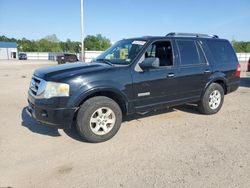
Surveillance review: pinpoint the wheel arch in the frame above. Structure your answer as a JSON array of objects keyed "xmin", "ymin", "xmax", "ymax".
[
  {"xmin": 213, "ymin": 79, "xmax": 227, "ymax": 94},
  {"xmin": 203, "ymin": 77, "xmax": 228, "ymax": 96},
  {"xmin": 74, "ymin": 88, "xmax": 129, "ymax": 115}
]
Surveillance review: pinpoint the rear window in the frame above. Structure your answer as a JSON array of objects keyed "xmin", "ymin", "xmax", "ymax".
[
  {"xmin": 206, "ymin": 40, "xmax": 237, "ymax": 64},
  {"xmin": 177, "ymin": 40, "xmax": 200, "ymax": 65}
]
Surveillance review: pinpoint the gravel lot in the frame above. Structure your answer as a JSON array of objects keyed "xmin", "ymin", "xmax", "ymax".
[{"xmin": 0, "ymin": 60, "xmax": 250, "ymax": 188}]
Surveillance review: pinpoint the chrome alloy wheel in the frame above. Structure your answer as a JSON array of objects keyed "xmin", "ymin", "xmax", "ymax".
[
  {"xmin": 90, "ymin": 107, "xmax": 116, "ymax": 135},
  {"xmin": 208, "ymin": 90, "xmax": 221, "ymax": 110}
]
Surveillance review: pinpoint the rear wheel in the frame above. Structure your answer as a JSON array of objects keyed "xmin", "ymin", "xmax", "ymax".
[
  {"xmin": 76, "ymin": 96, "xmax": 122, "ymax": 143},
  {"xmin": 198, "ymin": 83, "xmax": 224, "ymax": 115}
]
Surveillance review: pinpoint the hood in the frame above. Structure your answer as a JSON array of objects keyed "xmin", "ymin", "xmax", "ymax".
[{"xmin": 34, "ymin": 62, "xmax": 112, "ymax": 81}]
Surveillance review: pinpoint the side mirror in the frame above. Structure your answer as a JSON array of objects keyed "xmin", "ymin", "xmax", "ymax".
[{"xmin": 139, "ymin": 57, "xmax": 160, "ymax": 70}]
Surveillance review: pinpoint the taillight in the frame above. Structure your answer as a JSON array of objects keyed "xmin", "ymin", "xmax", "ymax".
[
  {"xmin": 248, "ymin": 59, "xmax": 250, "ymax": 70},
  {"xmin": 235, "ymin": 64, "xmax": 241, "ymax": 77}
]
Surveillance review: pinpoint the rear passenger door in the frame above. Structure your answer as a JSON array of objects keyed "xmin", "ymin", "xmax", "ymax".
[{"xmin": 175, "ymin": 39, "xmax": 211, "ymax": 99}]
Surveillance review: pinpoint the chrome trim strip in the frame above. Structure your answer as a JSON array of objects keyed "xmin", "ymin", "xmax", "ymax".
[
  {"xmin": 25, "ymin": 107, "xmax": 32, "ymax": 117},
  {"xmin": 30, "ymin": 86, "xmax": 37, "ymax": 93},
  {"xmin": 138, "ymin": 92, "xmax": 150, "ymax": 97}
]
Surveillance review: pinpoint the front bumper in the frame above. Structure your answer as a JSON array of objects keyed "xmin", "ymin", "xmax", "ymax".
[{"xmin": 27, "ymin": 91, "xmax": 76, "ymax": 129}]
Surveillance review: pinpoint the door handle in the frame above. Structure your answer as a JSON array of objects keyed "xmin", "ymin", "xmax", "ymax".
[
  {"xmin": 167, "ymin": 73, "xmax": 175, "ymax": 78},
  {"xmin": 204, "ymin": 70, "xmax": 211, "ymax": 74}
]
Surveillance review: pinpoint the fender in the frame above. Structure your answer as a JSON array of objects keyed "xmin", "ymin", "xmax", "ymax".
[
  {"xmin": 67, "ymin": 80, "xmax": 130, "ymax": 111},
  {"xmin": 202, "ymin": 72, "xmax": 228, "ymax": 96}
]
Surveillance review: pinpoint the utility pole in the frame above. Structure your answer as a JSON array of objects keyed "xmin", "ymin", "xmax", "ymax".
[{"xmin": 80, "ymin": 0, "xmax": 85, "ymax": 61}]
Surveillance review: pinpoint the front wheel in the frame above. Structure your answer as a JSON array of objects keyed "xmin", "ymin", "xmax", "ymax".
[
  {"xmin": 76, "ymin": 96, "xmax": 122, "ymax": 143},
  {"xmin": 198, "ymin": 83, "xmax": 224, "ymax": 115}
]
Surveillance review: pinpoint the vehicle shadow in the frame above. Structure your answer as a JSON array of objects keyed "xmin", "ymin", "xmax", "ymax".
[
  {"xmin": 123, "ymin": 103, "xmax": 201, "ymax": 122},
  {"xmin": 240, "ymin": 77, "xmax": 250, "ymax": 88},
  {"xmin": 174, "ymin": 103, "xmax": 201, "ymax": 115},
  {"xmin": 63, "ymin": 123, "xmax": 88, "ymax": 142},
  {"xmin": 123, "ymin": 108, "xmax": 175, "ymax": 122},
  {"xmin": 21, "ymin": 103, "xmax": 201, "ymax": 142},
  {"xmin": 21, "ymin": 107, "xmax": 87, "ymax": 142},
  {"xmin": 21, "ymin": 107, "xmax": 61, "ymax": 137}
]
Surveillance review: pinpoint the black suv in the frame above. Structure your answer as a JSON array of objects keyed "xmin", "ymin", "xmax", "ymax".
[
  {"xmin": 27, "ymin": 33, "xmax": 240, "ymax": 143},
  {"xmin": 57, "ymin": 54, "xmax": 78, "ymax": 64}
]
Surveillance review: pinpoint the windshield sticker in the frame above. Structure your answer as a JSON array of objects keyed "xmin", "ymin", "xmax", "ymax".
[{"xmin": 132, "ymin": 41, "xmax": 146, "ymax": 46}]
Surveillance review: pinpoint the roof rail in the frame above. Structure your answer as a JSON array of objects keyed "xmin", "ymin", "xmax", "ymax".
[{"xmin": 166, "ymin": 32, "xmax": 219, "ymax": 39}]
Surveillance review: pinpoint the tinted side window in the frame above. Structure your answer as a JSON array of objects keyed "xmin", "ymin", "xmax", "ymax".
[
  {"xmin": 206, "ymin": 40, "xmax": 237, "ymax": 64},
  {"xmin": 144, "ymin": 41, "xmax": 173, "ymax": 67},
  {"xmin": 177, "ymin": 40, "xmax": 200, "ymax": 65}
]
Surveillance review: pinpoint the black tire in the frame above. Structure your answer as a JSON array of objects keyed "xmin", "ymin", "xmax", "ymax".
[
  {"xmin": 76, "ymin": 96, "xmax": 122, "ymax": 143},
  {"xmin": 198, "ymin": 83, "xmax": 224, "ymax": 115}
]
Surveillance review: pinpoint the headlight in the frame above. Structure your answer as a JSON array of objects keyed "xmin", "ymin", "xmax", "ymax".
[{"xmin": 43, "ymin": 82, "xmax": 70, "ymax": 99}]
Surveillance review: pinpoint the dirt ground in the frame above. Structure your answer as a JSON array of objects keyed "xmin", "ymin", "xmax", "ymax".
[{"xmin": 0, "ymin": 60, "xmax": 249, "ymax": 188}]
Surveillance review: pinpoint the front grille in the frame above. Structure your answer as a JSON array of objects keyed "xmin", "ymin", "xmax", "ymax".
[
  {"xmin": 29, "ymin": 76, "xmax": 46, "ymax": 97},
  {"xmin": 30, "ymin": 77, "xmax": 40, "ymax": 95}
]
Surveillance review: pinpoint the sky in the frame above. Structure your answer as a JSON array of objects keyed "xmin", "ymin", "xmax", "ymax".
[{"xmin": 0, "ymin": 0, "xmax": 249, "ymax": 42}]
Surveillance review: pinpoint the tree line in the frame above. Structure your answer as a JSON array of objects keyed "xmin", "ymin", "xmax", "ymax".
[
  {"xmin": 1, "ymin": 34, "xmax": 250, "ymax": 53},
  {"xmin": 232, "ymin": 41, "xmax": 250, "ymax": 53},
  {"xmin": 0, "ymin": 34, "xmax": 111, "ymax": 53}
]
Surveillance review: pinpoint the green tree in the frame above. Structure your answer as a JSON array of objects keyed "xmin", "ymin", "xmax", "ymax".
[
  {"xmin": 36, "ymin": 34, "xmax": 61, "ymax": 52},
  {"xmin": 232, "ymin": 41, "xmax": 250, "ymax": 53},
  {"xmin": 246, "ymin": 43, "xmax": 250, "ymax": 52},
  {"xmin": 18, "ymin": 38, "xmax": 37, "ymax": 52},
  {"xmin": 0, "ymin": 35, "xmax": 17, "ymax": 42},
  {"xmin": 0, "ymin": 34, "xmax": 111, "ymax": 52},
  {"xmin": 44, "ymin": 34, "xmax": 60, "ymax": 43},
  {"xmin": 84, "ymin": 34, "xmax": 111, "ymax": 51},
  {"xmin": 59, "ymin": 39, "xmax": 80, "ymax": 53}
]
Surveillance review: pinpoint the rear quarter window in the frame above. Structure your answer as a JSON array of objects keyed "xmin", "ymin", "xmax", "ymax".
[{"xmin": 206, "ymin": 40, "xmax": 237, "ymax": 64}]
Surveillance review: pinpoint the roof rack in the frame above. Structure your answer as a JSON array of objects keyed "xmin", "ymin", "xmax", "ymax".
[{"xmin": 166, "ymin": 32, "xmax": 219, "ymax": 39}]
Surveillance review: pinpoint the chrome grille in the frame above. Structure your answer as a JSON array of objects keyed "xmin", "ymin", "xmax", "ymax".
[
  {"xmin": 29, "ymin": 76, "xmax": 47, "ymax": 97},
  {"xmin": 30, "ymin": 77, "xmax": 40, "ymax": 95}
]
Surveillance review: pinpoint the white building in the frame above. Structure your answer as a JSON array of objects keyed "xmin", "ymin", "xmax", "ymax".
[{"xmin": 0, "ymin": 42, "xmax": 18, "ymax": 60}]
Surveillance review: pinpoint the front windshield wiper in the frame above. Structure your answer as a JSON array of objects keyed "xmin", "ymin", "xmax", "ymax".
[{"xmin": 95, "ymin": 59, "xmax": 113, "ymax": 66}]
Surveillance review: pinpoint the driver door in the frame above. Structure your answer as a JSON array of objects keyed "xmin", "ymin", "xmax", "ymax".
[{"xmin": 132, "ymin": 40, "xmax": 179, "ymax": 112}]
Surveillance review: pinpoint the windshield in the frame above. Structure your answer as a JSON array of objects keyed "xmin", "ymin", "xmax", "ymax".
[{"xmin": 95, "ymin": 39, "xmax": 147, "ymax": 65}]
